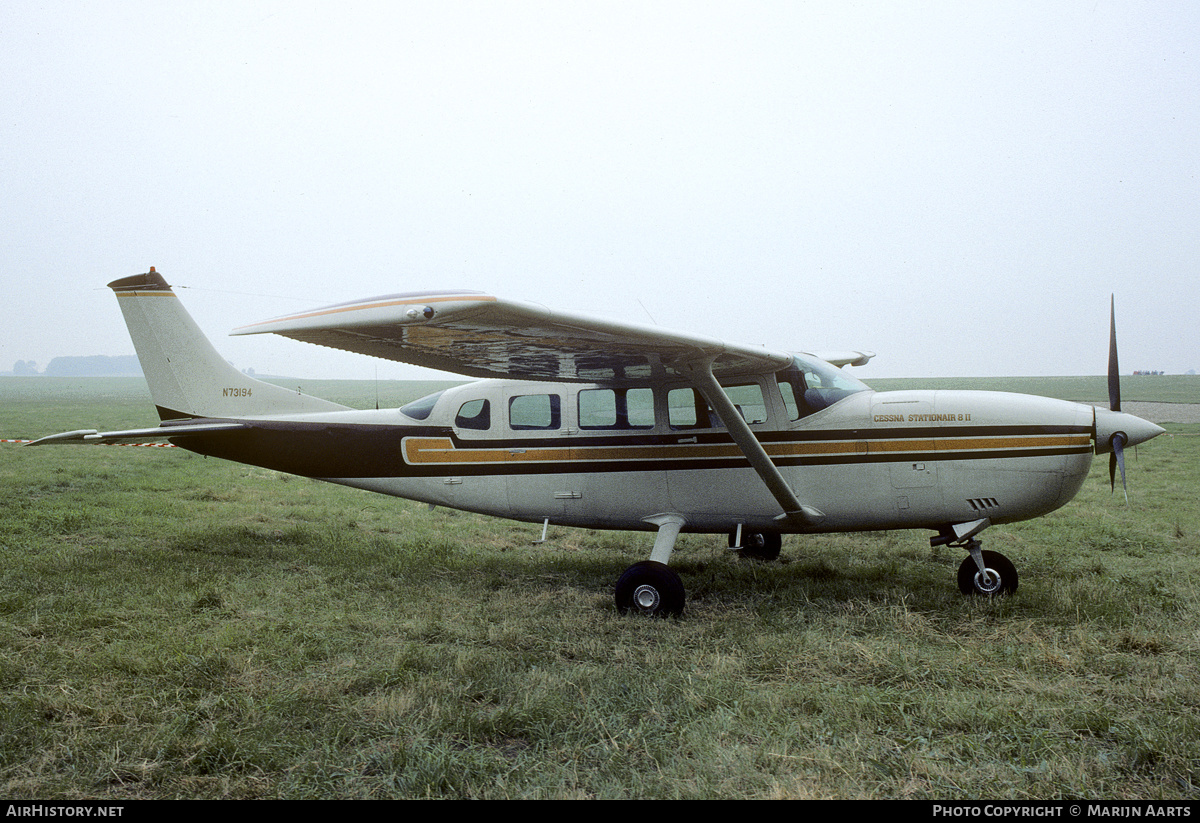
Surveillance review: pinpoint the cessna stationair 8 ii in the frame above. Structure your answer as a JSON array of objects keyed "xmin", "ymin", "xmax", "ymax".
[{"xmin": 33, "ymin": 269, "xmax": 1164, "ymax": 616}]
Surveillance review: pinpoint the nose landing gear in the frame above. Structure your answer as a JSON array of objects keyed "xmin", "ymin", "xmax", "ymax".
[
  {"xmin": 956, "ymin": 546, "xmax": 1018, "ymax": 596},
  {"xmin": 933, "ymin": 519, "xmax": 1018, "ymax": 597}
]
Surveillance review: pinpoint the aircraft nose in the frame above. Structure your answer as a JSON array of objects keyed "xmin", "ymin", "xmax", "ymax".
[{"xmin": 1094, "ymin": 407, "xmax": 1166, "ymax": 453}]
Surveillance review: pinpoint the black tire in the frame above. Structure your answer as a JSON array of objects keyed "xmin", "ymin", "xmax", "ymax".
[
  {"xmin": 957, "ymin": 550, "xmax": 1018, "ymax": 596},
  {"xmin": 615, "ymin": 561, "xmax": 685, "ymax": 617},
  {"xmin": 728, "ymin": 529, "xmax": 782, "ymax": 561}
]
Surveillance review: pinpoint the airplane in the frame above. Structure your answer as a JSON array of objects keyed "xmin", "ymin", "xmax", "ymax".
[{"xmin": 31, "ymin": 269, "xmax": 1165, "ymax": 617}]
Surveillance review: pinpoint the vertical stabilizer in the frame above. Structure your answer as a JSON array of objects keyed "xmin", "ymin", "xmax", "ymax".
[{"xmin": 108, "ymin": 269, "xmax": 348, "ymax": 420}]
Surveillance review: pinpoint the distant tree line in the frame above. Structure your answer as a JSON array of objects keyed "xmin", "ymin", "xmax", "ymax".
[{"xmin": 6, "ymin": 356, "xmax": 142, "ymax": 376}]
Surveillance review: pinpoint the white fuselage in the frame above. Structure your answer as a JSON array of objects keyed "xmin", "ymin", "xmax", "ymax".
[{"xmin": 178, "ymin": 376, "xmax": 1099, "ymax": 537}]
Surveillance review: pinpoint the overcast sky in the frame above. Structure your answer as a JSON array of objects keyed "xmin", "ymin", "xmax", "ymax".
[{"xmin": 3, "ymin": 1, "xmax": 1197, "ymax": 381}]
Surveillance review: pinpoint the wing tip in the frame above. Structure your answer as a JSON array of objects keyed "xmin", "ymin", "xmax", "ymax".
[
  {"xmin": 108, "ymin": 268, "xmax": 172, "ymax": 292},
  {"xmin": 231, "ymin": 290, "xmax": 496, "ymax": 336}
]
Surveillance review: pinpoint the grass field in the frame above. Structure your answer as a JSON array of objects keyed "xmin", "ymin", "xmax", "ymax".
[{"xmin": 1, "ymin": 376, "xmax": 1198, "ymax": 799}]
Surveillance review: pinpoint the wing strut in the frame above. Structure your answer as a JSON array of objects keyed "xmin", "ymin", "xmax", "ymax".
[{"xmin": 676, "ymin": 359, "xmax": 823, "ymax": 528}]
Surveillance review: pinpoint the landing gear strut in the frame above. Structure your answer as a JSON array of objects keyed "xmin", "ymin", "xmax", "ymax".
[{"xmin": 933, "ymin": 519, "xmax": 1018, "ymax": 597}]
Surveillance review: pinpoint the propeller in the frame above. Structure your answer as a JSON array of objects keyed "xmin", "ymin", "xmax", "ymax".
[
  {"xmin": 1107, "ymin": 295, "xmax": 1129, "ymax": 501},
  {"xmin": 1108, "ymin": 295, "xmax": 1121, "ymax": 414},
  {"xmin": 1109, "ymin": 430, "xmax": 1128, "ymax": 501},
  {"xmin": 1094, "ymin": 297, "xmax": 1164, "ymax": 499}
]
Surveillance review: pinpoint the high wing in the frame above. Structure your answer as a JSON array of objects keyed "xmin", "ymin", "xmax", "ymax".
[
  {"xmin": 809, "ymin": 349, "xmax": 876, "ymax": 368},
  {"xmin": 232, "ymin": 290, "xmax": 864, "ymax": 384},
  {"xmin": 234, "ymin": 289, "xmax": 873, "ymax": 528}
]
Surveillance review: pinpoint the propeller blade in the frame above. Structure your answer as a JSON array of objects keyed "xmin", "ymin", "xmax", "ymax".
[
  {"xmin": 1109, "ymin": 431, "xmax": 1129, "ymax": 503},
  {"xmin": 1108, "ymin": 295, "xmax": 1121, "ymax": 412}
]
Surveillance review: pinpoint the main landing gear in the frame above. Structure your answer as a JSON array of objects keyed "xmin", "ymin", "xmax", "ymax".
[
  {"xmin": 614, "ymin": 516, "xmax": 1021, "ymax": 616},
  {"xmin": 614, "ymin": 518, "xmax": 787, "ymax": 617},
  {"xmin": 614, "ymin": 515, "xmax": 688, "ymax": 617},
  {"xmin": 932, "ymin": 519, "xmax": 1018, "ymax": 597},
  {"xmin": 727, "ymin": 526, "xmax": 782, "ymax": 561},
  {"xmin": 614, "ymin": 561, "xmax": 685, "ymax": 617}
]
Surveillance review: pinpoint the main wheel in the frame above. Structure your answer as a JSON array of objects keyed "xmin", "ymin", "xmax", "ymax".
[
  {"xmin": 957, "ymin": 550, "xmax": 1018, "ymax": 596},
  {"xmin": 615, "ymin": 561, "xmax": 685, "ymax": 617},
  {"xmin": 728, "ymin": 529, "xmax": 782, "ymax": 561}
]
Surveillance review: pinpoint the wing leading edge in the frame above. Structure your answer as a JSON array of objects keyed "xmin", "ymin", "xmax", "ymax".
[
  {"xmin": 232, "ymin": 291, "xmax": 800, "ymax": 384},
  {"xmin": 233, "ymin": 290, "xmax": 871, "ymax": 383}
]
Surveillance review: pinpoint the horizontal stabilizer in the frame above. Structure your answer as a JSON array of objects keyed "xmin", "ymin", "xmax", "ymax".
[{"xmin": 27, "ymin": 421, "xmax": 247, "ymax": 446}]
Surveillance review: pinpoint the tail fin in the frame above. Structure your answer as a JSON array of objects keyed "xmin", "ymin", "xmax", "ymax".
[{"xmin": 108, "ymin": 269, "xmax": 349, "ymax": 420}]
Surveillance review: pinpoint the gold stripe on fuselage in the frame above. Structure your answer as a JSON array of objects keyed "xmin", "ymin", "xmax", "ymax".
[
  {"xmin": 854, "ymin": 434, "xmax": 1091, "ymax": 456},
  {"xmin": 401, "ymin": 432, "xmax": 1092, "ymax": 468}
]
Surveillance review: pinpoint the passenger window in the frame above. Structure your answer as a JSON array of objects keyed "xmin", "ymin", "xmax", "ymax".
[
  {"xmin": 578, "ymin": 389, "xmax": 617, "ymax": 428},
  {"xmin": 625, "ymin": 388, "xmax": 655, "ymax": 428},
  {"xmin": 722, "ymin": 384, "xmax": 767, "ymax": 424},
  {"xmin": 668, "ymin": 388, "xmax": 708, "ymax": 429},
  {"xmin": 669, "ymin": 384, "xmax": 767, "ymax": 429},
  {"xmin": 509, "ymin": 394, "xmax": 561, "ymax": 430},
  {"xmin": 455, "ymin": 399, "xmax": 491, "ymax": 430},
  {"xmin": 579, "ymin": 388, "xmax": 656, "ymax": 429}
]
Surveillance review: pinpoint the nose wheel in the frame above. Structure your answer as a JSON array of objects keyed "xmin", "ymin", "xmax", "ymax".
[
  {"xmin": 956, "ymin": 547, "xmax": 1018, "ymax": 596},
  {"xmin": 934, "ymin": 521, "xmax": 1018, "ymax": 597}
]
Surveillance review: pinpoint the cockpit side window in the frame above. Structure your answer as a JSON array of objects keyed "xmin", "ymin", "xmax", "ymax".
[{"xmin": 778, "ymin": 379, "xmax": 802, "ymax": 421}]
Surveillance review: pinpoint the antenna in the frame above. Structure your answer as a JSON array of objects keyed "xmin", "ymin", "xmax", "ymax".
[{"xmin": 636, "ymin": 298, "xmax": 658, "ymax": 326}]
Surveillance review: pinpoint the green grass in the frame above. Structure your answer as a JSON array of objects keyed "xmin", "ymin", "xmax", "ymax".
[{"xmin": 1, "ymin": 377, "xmax": 1198, "ymax": 798}]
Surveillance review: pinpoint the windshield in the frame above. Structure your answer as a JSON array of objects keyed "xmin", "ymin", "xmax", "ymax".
[
  {"xmin": 778, "ymin": 354, "xmax": 870, "ymax": 418},
  {"xmin": 399, "ymin": 390, "xmax": 445, "ymax": 421}
]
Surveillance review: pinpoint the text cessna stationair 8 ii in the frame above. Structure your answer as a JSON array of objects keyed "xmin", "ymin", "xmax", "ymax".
[{"xmin": 33, "ymin": 269, "xmax": 1164, "ymax": 616}]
